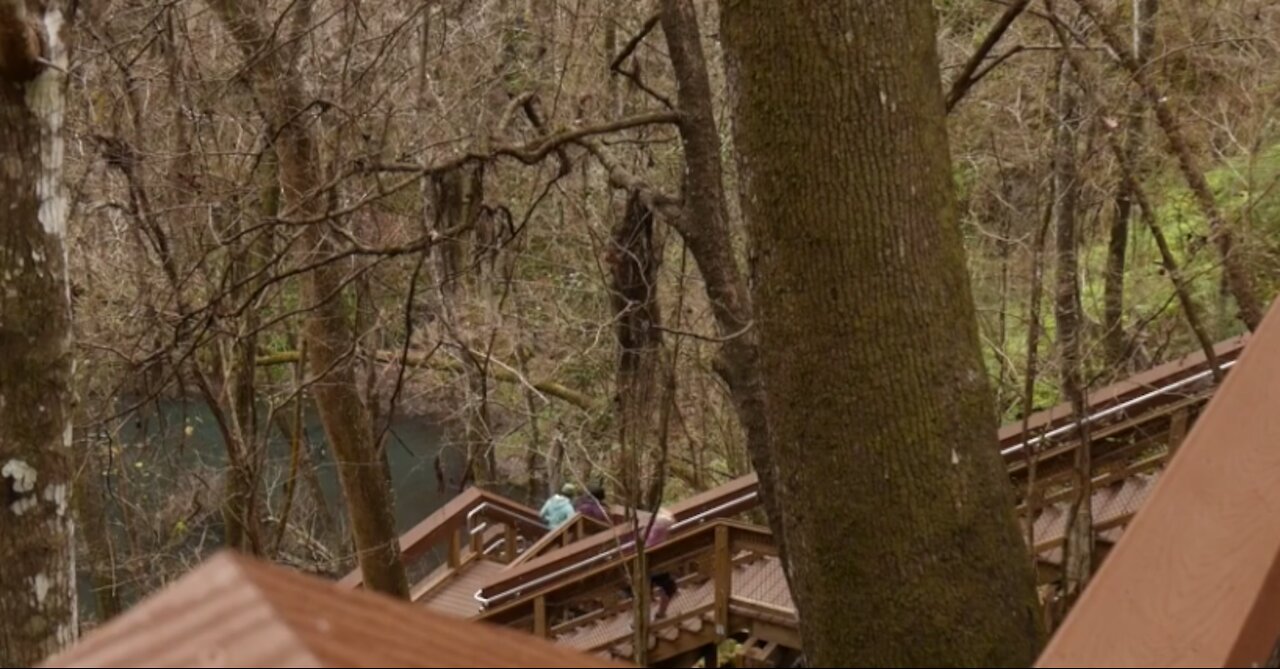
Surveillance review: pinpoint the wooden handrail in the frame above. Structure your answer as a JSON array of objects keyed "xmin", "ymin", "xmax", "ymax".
[
  {"xmin": 729, "ymin": 596, "xmax": 798, "ymax": 624},
  {"xmin": 669, "ymin": 473, "xmax": 759, "ymax": 521},
  {"xmin": 509, "ymin": 514, "xmax": 611, "ymax": 568},
  {"xmin": 999, "ymin": 335, "xmax": 1247, "ymax": 458},
  {"xmin": 474, "ymin": 479, "xmax": 765, "ymax": 605},
  {"xmin": 338, "ymin": 487, "xmax": 545, "ymax": 589},
  {"xmin": 1009, "ymin": 390, "xmax": 1211, "ymax": 485},
  {"xmin": 475, "ymin": 520, "xmax": 777, "ymax": 627}
]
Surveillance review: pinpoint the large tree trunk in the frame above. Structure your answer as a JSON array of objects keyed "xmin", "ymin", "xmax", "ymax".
[
  {"xmin": 720, "ymin": 1, "xmax": 1042, "ymax": 665},
  {"xmin": 609, "ymin": 192, "xmax": 664, "ymax": 507},
  {"xmin": 1102, "ymin": 0, "xmax": 1159, "ymax": 365},
  {"xmin": 0, "ymin": 1, "xmax": 78, "ymax": 663},
  {"xmin": 656, "ymin": 0, "xmax": 788, "ymax": 560},
  {"xmin": 211, "ymin": 0, "xmax": 408, "ymax": 598}
]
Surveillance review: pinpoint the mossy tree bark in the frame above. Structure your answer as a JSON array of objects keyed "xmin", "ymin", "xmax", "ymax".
[
  {"xmin": 720, "ymin": 1, "xmax": 1042, "ymax": 665},
  {"xmin": 657, "ymin": 0, "xmax": 789, "ymax": 560},
  {"xmin": 0, "ymin": 0, "xmax": 77, "ymax": 664}
]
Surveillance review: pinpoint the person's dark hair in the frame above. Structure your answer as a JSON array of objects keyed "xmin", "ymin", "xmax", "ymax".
[{"xmin": 588, "ymin": 484, "xmax": 606, "ymax": 503}]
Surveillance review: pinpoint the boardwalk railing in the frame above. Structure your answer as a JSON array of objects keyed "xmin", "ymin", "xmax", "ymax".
[
  {"xmin": 338, "ymin": 487, "xmax": 547, "ymax": 591},
  {"xmin": 1002, "ymin": 334, "xmax": 1247, "ymax": 485},
  {"xmin": 474, "ymin": 518, "xmax": 794, "ymax": 663},
  {"xmin": 473, "ymin": 476, "xmax": 762, "ymax": 609}
]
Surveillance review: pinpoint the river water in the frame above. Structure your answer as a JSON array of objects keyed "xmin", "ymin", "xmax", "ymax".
[
  {"xmin": 115, "ymin": 399, "xmax": 468, "ymax": 534},
  {"xmin": 77, "ymin": 396, "xmax": 536, "ymax": 623}
]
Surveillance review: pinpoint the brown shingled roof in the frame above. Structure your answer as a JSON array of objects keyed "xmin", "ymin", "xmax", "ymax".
[{"xmin": 43, "ymin": 552, "xmax": 628, "ymax": 668}]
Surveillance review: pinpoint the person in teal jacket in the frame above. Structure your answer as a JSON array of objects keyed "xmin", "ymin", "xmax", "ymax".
[{"xmin": 539, "ymin": 483, "xmax": 578, "ymax": 528}]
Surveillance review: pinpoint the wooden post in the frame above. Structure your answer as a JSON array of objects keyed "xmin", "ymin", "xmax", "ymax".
[
  {"xmin": 505, "ymin": 523, "xmax": 518, "ymax": 562},
  {"xmin": 714, "ymin": 524, "xmax": 730, "ymax": 636},
  {"xmin": 448, "ymin": 529, "xmax": 461, "ymax": 568},
  {"xmin": 1167, "ymin": 407, "xmax": 1190, "ymax": 454},
  {"xmin": 701, "ymin": 641, "xmax": 719, "ymax": 669},
  {"xmin": 534, "ymin": 595, "xmax": 547, "ymax": 638}
]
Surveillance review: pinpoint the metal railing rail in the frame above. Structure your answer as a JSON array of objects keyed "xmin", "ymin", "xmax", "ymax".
[
  {"xmin": 466, "ymin": 501, "xmax": 545, "ymax": 543},
  {"xmin": 1001, "ymin": 359, "xmax": 1235, "ymax": 457}
]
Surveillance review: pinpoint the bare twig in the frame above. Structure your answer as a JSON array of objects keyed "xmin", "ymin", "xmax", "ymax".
[{"xmin": 946, "ymin": 0, "xmax": 1032, "ymax": 113}]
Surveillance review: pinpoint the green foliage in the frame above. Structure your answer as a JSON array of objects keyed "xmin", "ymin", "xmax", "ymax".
[{"xmin": 975, "ymin": 143, "xmax": 1280, "ymax": 420}]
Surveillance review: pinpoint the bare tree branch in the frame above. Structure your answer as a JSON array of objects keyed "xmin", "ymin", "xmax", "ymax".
[{"xmin": 946, "ymin": 0, "xmax": 1031, "ymax": 113}]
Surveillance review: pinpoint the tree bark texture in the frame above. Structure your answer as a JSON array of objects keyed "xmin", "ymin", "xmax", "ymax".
[
  {"xmin": 1049, "ymin": 52, "xmax": 1095, "ymax": 606},
  {"xmin": 1075, "ymin": 0, "xmax": 1263, "ymax": 331},
  {"xmin": 656, "ymin": 0, "xmax": 788, "ymax": 561},
  {"xmin": 1102, "ymin": 0, "xmax": 1159, "ymax": 365},
  {"xmin": 211, "ymin": 0, "xmax": 409, "ymax": 598},
  {"xmin": 720, "ymin": 2, "xmax": 1042, "ymax": 665},
  {"xmin": 0, "ymin": 1, "xmax": 78, "ymax": 664},
  {"xmin": 1020, "ymin": 201, "xmax": 1053, "ymax": 551},
  {"xmin": 609, "ymin": 192, "xmax": 664, "ymax": 504}
]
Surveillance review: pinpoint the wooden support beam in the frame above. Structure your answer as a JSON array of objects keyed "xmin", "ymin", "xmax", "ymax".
[
  {"xmin": 1037, "ymin": 300, "xmax": 1280, "ymax": 667},
  {"xmin": 741, "ymin": 636, "xmax": 761, "ymax": 668},
  {"xmin": 448, "ymin": 530, "xmax": 462, "ymax": 568},
  {"xmin": 714, "ymin": 524, "xmax": 730, "ymax": 636},
  {"xmin": 534, "ymin": 595, "xmax": 547, "ymax": 638},
  {"xmin": 734, "ymin": 616, "xmax": 802, "ymax": 652},
  {"xmin": 1167, "ymin": 406, "xmax": 1189, "ymax": 454},
  {"xmin": 701, "ymin": 642, "xmax": 719, "ymax": 669},
  {"xmin": 505, "ymin": 524, "xmax": 518, "ymax": 563}
]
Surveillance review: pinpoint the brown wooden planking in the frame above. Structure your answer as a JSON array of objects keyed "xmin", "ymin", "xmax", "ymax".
[
  {"xmin": 477, "ymin": 522, "xmax": 774, "ymax": 626},
  {"xmin": 1031, "ymin": 473, "xmax": 1159, "ymax": 561},
  {"xmin": 669, "ymin": 473, "xmax": 759, "ymax": 520},
  {"xmin": 373, "ymin": 332, "xmax": 1241, "ymax": 632},
  {"xmin": 551, "ymin": 552, "xmax": 795, "ymax": 663},
  {"xmin": 1036, "ymin": 300, "xmax": 1280, "ymax": 667},
  {"xmin": 420, "ymin": 560, "xmax": 506, "ymax": 619},
  {"xmin": 44, "ymin": 552, "xmax": 628, "ymax": 668}
]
